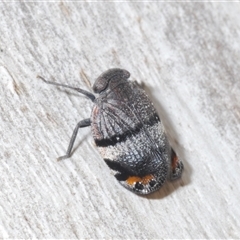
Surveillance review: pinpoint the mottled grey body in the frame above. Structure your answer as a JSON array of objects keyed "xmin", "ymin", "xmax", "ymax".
[
  {"xmin": 90, "ymin": 69, "xmax": 178, "ymax": 194},
  {"xmin": 39, "ymin": 68, "xmax": 183, "ymax": 195}
]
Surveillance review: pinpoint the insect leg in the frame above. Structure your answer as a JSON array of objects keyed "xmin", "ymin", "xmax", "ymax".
[
  {"xmin": 57, "ymin": 118, "xmax": 91, "ymax": 161},
  {"xmin": 37, "ymin": 76, "xmax": 95, "ymax": 102}
]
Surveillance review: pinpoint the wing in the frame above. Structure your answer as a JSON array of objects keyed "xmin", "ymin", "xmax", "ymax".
[
  {"xmin": 91, "ymin": 81, "xmax": 169, "ymax": 175},
  {"xmin": 92, "ymin": 81, "xmax": 158, "ymax": 141}
]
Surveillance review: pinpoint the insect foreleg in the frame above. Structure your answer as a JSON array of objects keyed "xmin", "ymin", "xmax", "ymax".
[{"xmin": 37, "ymin": 76, "xmax": 95, "ymax": 102}]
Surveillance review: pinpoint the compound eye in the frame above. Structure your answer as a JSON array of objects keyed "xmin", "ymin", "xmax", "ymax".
[{"xmin": 93, "ymin": 68, "xmax": 130, "ymax": 93}]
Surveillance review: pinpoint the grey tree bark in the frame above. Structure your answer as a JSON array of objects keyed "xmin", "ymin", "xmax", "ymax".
[{"xmin": 0, "ymin": 2, "xmax": 239, "ymax": 238}]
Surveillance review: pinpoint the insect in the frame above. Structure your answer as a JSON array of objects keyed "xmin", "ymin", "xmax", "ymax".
[{"xmin": 38, "ymin": 68, "xmax": 183, "ymax": 195}]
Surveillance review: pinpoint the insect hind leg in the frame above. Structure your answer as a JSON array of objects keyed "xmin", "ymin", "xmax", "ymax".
[{"xmin": 57, "ymin": 118, "xmax": 91, "ymax": 161}]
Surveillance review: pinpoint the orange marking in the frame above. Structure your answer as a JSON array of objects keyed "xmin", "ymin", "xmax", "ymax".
[
  {"xmin": 172, "ymin": 155, "xmax": 179, "ymax": 170},
  {"xmin": 126, "ymin": 174, "xmax": 154, "ymax": 186}
]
